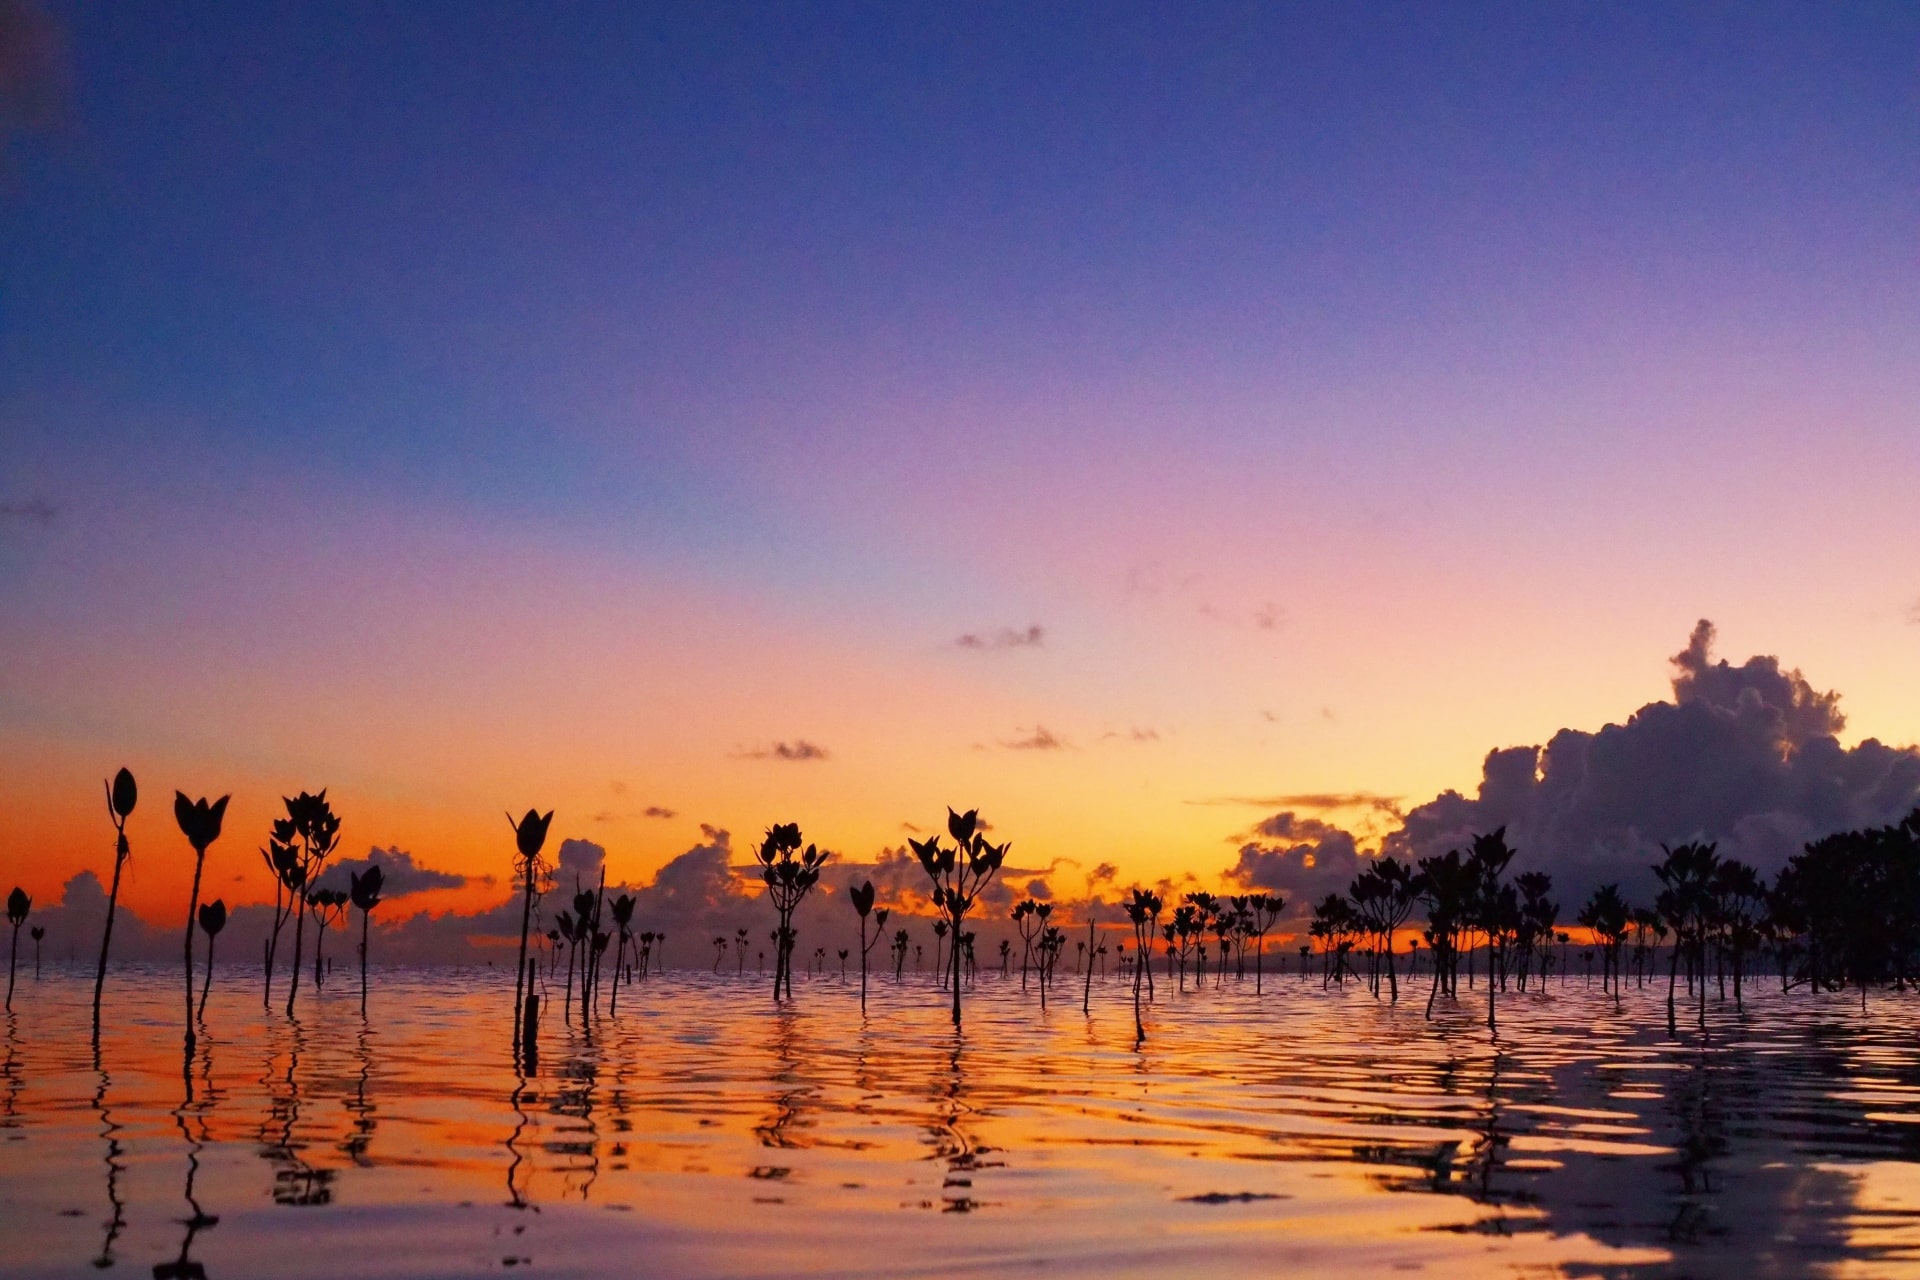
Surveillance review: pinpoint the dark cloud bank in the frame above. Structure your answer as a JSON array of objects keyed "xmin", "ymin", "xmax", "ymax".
[
  {"xmin": 1228, "ymin": 621, "xmax": 1920, "ymax": 912},
  {"xmin": 25, "ymin": 622, "xmax": 1917, "ymax": 967}
]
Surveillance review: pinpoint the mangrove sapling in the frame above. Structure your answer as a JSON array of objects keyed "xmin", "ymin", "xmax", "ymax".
[
  {"xmin": 259, "ymin": 834, "xmax": 304, "ymax": 1008},
  {"xmin": 309, "ymin": 889, "xmax": 349, "ymax": 989},
  {"xmin": 196, "ymin": 900, "xmax": 226, "ymax": 1020},
  {"xmin": 1251, "ymin": 894, "xmax": 1284, "ymax": 993},
  {"xmin": 892, "ymin": 928, "xmax": 910, "ymax": 979},
  {"xmin": 909, "ymin": 809, "xmax": 1009, "ymax": 1028},
  {"xmin": 5, "ymin": 887, "xmax": 28, "ymax": 1012},
  {"xmin": 508, "ymin": 808, "xmax": 555, "ymax": 1060},
  {"xmin": 1124, "ymin": 889, "xmax": 1162, "ymax": 1043},
  {"xmin": 753, "ymin": 823, "xmax": 828, "ymax": 1002},
  {"xmin": 1013, "ymin": 900, "xmax": 1042, "ymax": 988},
  {"xmin": 607, "ymin": 894, "xmax": 635, "ymax": 1015},
  {"xmin": 1465, "ymin": 829, "xmax": 1518, "ymax": 1031},
  {"xmin": 932, "ymin": 920, "xmax": 949, "ymax": 988},
  {"xmin": 349, "ymin": 865, "xmax": 384, "ymax": 1018},
  {"xmin": 31, "ymin": 926, "xmax": 43, "ymax": 979},
  {"xmin": 849, "ymin": 881, "xmax": 887, "ymax": 1012},
  {"xmin": 736, "ymin": 927, "xmax": 749, "ymax": 974},
  {"xmin": 1083, "ymin": 917, "xmax": 1096, "ymax": 1013},
  {"xmin": 173, "ymin": 793, "xmax": 230, "ymax": 1048},
  {"xmin": 94, "ymin": 767, "xmax": 138, "ymax": 1033},
  {"xmin": 280, "ymin": 791, "xmax": 343, "ymax": 1018}
]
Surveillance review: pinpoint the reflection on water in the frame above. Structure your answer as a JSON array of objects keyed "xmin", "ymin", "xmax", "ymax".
[{"xmin": 4, "ymin": 965, "xmax": 1920, "ymax": 1276}]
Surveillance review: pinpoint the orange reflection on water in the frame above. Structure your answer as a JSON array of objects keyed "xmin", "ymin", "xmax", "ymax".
[{"xmin": 6, "ymin": 965, "xmax": 1920, "ymax": 1276}]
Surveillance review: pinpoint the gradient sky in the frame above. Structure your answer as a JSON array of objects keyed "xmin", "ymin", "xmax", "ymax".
[{"xmin": 3, "ymin": 2, "xmax": 1918, "ymax": 918}]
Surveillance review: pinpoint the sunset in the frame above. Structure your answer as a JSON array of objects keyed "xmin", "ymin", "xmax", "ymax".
[{"xmin": 3, "ymin": 4, "xmax": 1919, "ymax": 1277}]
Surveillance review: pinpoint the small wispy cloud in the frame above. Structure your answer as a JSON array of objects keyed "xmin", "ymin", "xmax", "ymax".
[
  {"xmin": 643, "ymin": 805, "xmax": 678, "ymax": 819},
  {"xmin": 1187, "ymin": 791, "xmax": 1404, "ymax": 817},
  {"xmin": 1101, "ymin": 726, "xmax": 1161, "ymax": 743},
  {"xmin": 1001, "ymin": 725, "xmax": 1067, "ymax": 751},
  {"xmin": 734, "ymin": 740, "xmax": 831, "ymax": 762},
  {"xmin": 955, "ymin": 624, "xmax": 1045, "ymax": 651},
  {"xmin": 1906, "ymin": 597, "xmax": 1920, "ymax": 626},
  {"xmin": 0, "ymin": 498, "xmax": 56, "ymax": 525}
]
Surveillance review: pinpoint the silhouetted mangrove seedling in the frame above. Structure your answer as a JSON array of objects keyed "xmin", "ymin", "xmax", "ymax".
[
  {"xmin": 910, "ymin": 808, "xmax": 1008, "ymax": 1027},
  {"xmin": 607, "ymin": 894, "xmax": 635, "ymax": 1013},
  {"xmin": 849, "ymin": 880, "xmax": 887, "ymax": 1011},
  {"xmin": 1349, "ymin": 857, "xmax": 1416, "ymax": 1001},
  {"xmin": 1124, "ymin": 888, "xmax": 1162, "ymax": 1042},
  {"xmin": 349, "ymin": 864, "xmax": 383, "ymax": 1016},
  {"xmin": 195, "ymin": 900, "xmax": 226, "ymax": 1019},
  {"xmin": 94, "ymin": 766, "xmax": 138, "ymax": 1032},
  {"xmin": 259, "ymin": 823, "xmax": 304, "ymax": 1008},
  {"xmin": 1012, "ymin": 899, "xmax": 1046, "ymax": 990},
  {"xmin": 306, "ymin": 888, "xmax": 349, "ymax": 989},
  {"xmin": 735, "ymin": 926, "xmax": 749, "ymax": 973},
  {"xmin": 1083, "ymin": 916, "xmax": 1096, "ymax": 1013},
  {"xmin": 508, "ymin": 807, "xmax": 554, "ymax": 1057},
  {"xmin": 1466, "ymin": 829, "xmax": 1518, "ymax": 1030},
  {"xmin": 712, "ymin": 935, "xmax": 727, "ymax": 971},
  {"xmin": 932, "ymin": 918, "xmax": 949, "ymax": 988},
  {"xmin": 173, "ymin": 792, "xmax": 229, "ymax": 1045},
  {"xmin": 5, "ymin": 886, "xmax": 28, "ymax": 1012},
  {"xmin": 1653, "ymin": 840, "xmax": 1720, "ymax": 1032},
  {"xmin": 1577, "ymin": 884, "xmax": 1631, "ymax": 1008},
  {"xmin": 30, "ymin": 925, "xmax": 43, "ymax": 979},
  {"xmin": 753, "ymin": 822, "xmax": 828, "ymax": 1001},
  {"xmin": 279, "ymin": 790, "xmax": 342, "ymax": 1017},
  {"xmin": 891, "ymin": 927, "xmax": 910, "ymax": 979}
]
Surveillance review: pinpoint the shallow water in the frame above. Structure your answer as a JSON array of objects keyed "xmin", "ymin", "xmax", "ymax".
[{"xmin": 4, "ymin": 964, "xmax": 1920, "ymax": 1278}]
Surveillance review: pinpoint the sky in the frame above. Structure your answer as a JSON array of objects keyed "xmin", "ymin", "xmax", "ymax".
[{"xmin": 2, "ymin": 3, "xmax": 1918, "ymax": 932}]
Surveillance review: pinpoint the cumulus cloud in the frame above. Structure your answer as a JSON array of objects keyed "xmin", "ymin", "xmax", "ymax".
[
  {"xmin": 1375, "ymin": 620, "xmax": 1920, "ymax": 902},
  {"xmin": 955, "ymin": 624, "xmax": 1044, "ymax": 650},
  {"xmin": 734, "ymin": 740, "xmax": 830, "ymax": 762},
  {"xmin": 314, "ymin": 846, "xmax": 467, "ymax": 898},
  {"xmin": 1222, "ymin": 812, "xmax": 1367, "ymax": 911},
  {"xmin": 555, "ymin": 837, "xmax": 606, "ymax": 887}
]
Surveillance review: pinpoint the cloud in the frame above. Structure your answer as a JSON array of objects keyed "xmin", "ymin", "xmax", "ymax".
[
  {"xmin": 555, "ymin": 837, "xmax": 606, "ymax": 887},
  {"xmin": 1001, "ymin": 725, "xmax": 1067, "ymax": 750},
  {"xmin": 955, "ymin": 624, "xmax": 1044, "ymax": 650},
  {"xmin": 314, "ymin": 846, "xmax": 467, "ymax": 898},
  {"xmin": 1188, "ymin": 792, "xmax": 1404, "ymax": 816},
  {"xmin": 1102, "ymin": 726, "xmax": 1161, "ymax": 743},
  {"xmin": 734, "ymin": 740, "xmax": 831, "ymax": 762},
  {"xmin": 1222, "ymin": 812, "xmax": 1366, "ymax": 911},
  {"xmin": 643, "ymin": 805, "xmax": 677, "ymax": 819},
  {"xmin": 1374, "ymin": 620, "xmax": 1920, "ymax": 903},
  {"xmin": 1906, "ymin": 598, "xmax": 1920, "ymax": 626},
  {"xmin": 0, "ymin": 497, "xmax": 55, "ymax": 524}
]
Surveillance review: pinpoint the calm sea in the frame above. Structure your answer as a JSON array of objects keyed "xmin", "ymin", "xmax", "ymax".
[{"xmin": 3, "ymin": 963, "xmax": 1918, "ymax": 1277}]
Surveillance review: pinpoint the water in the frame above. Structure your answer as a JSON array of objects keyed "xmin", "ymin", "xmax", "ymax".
[{"xmin": 4, "ymin": 964, "xmax": 1920, "ymax": 1278}]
